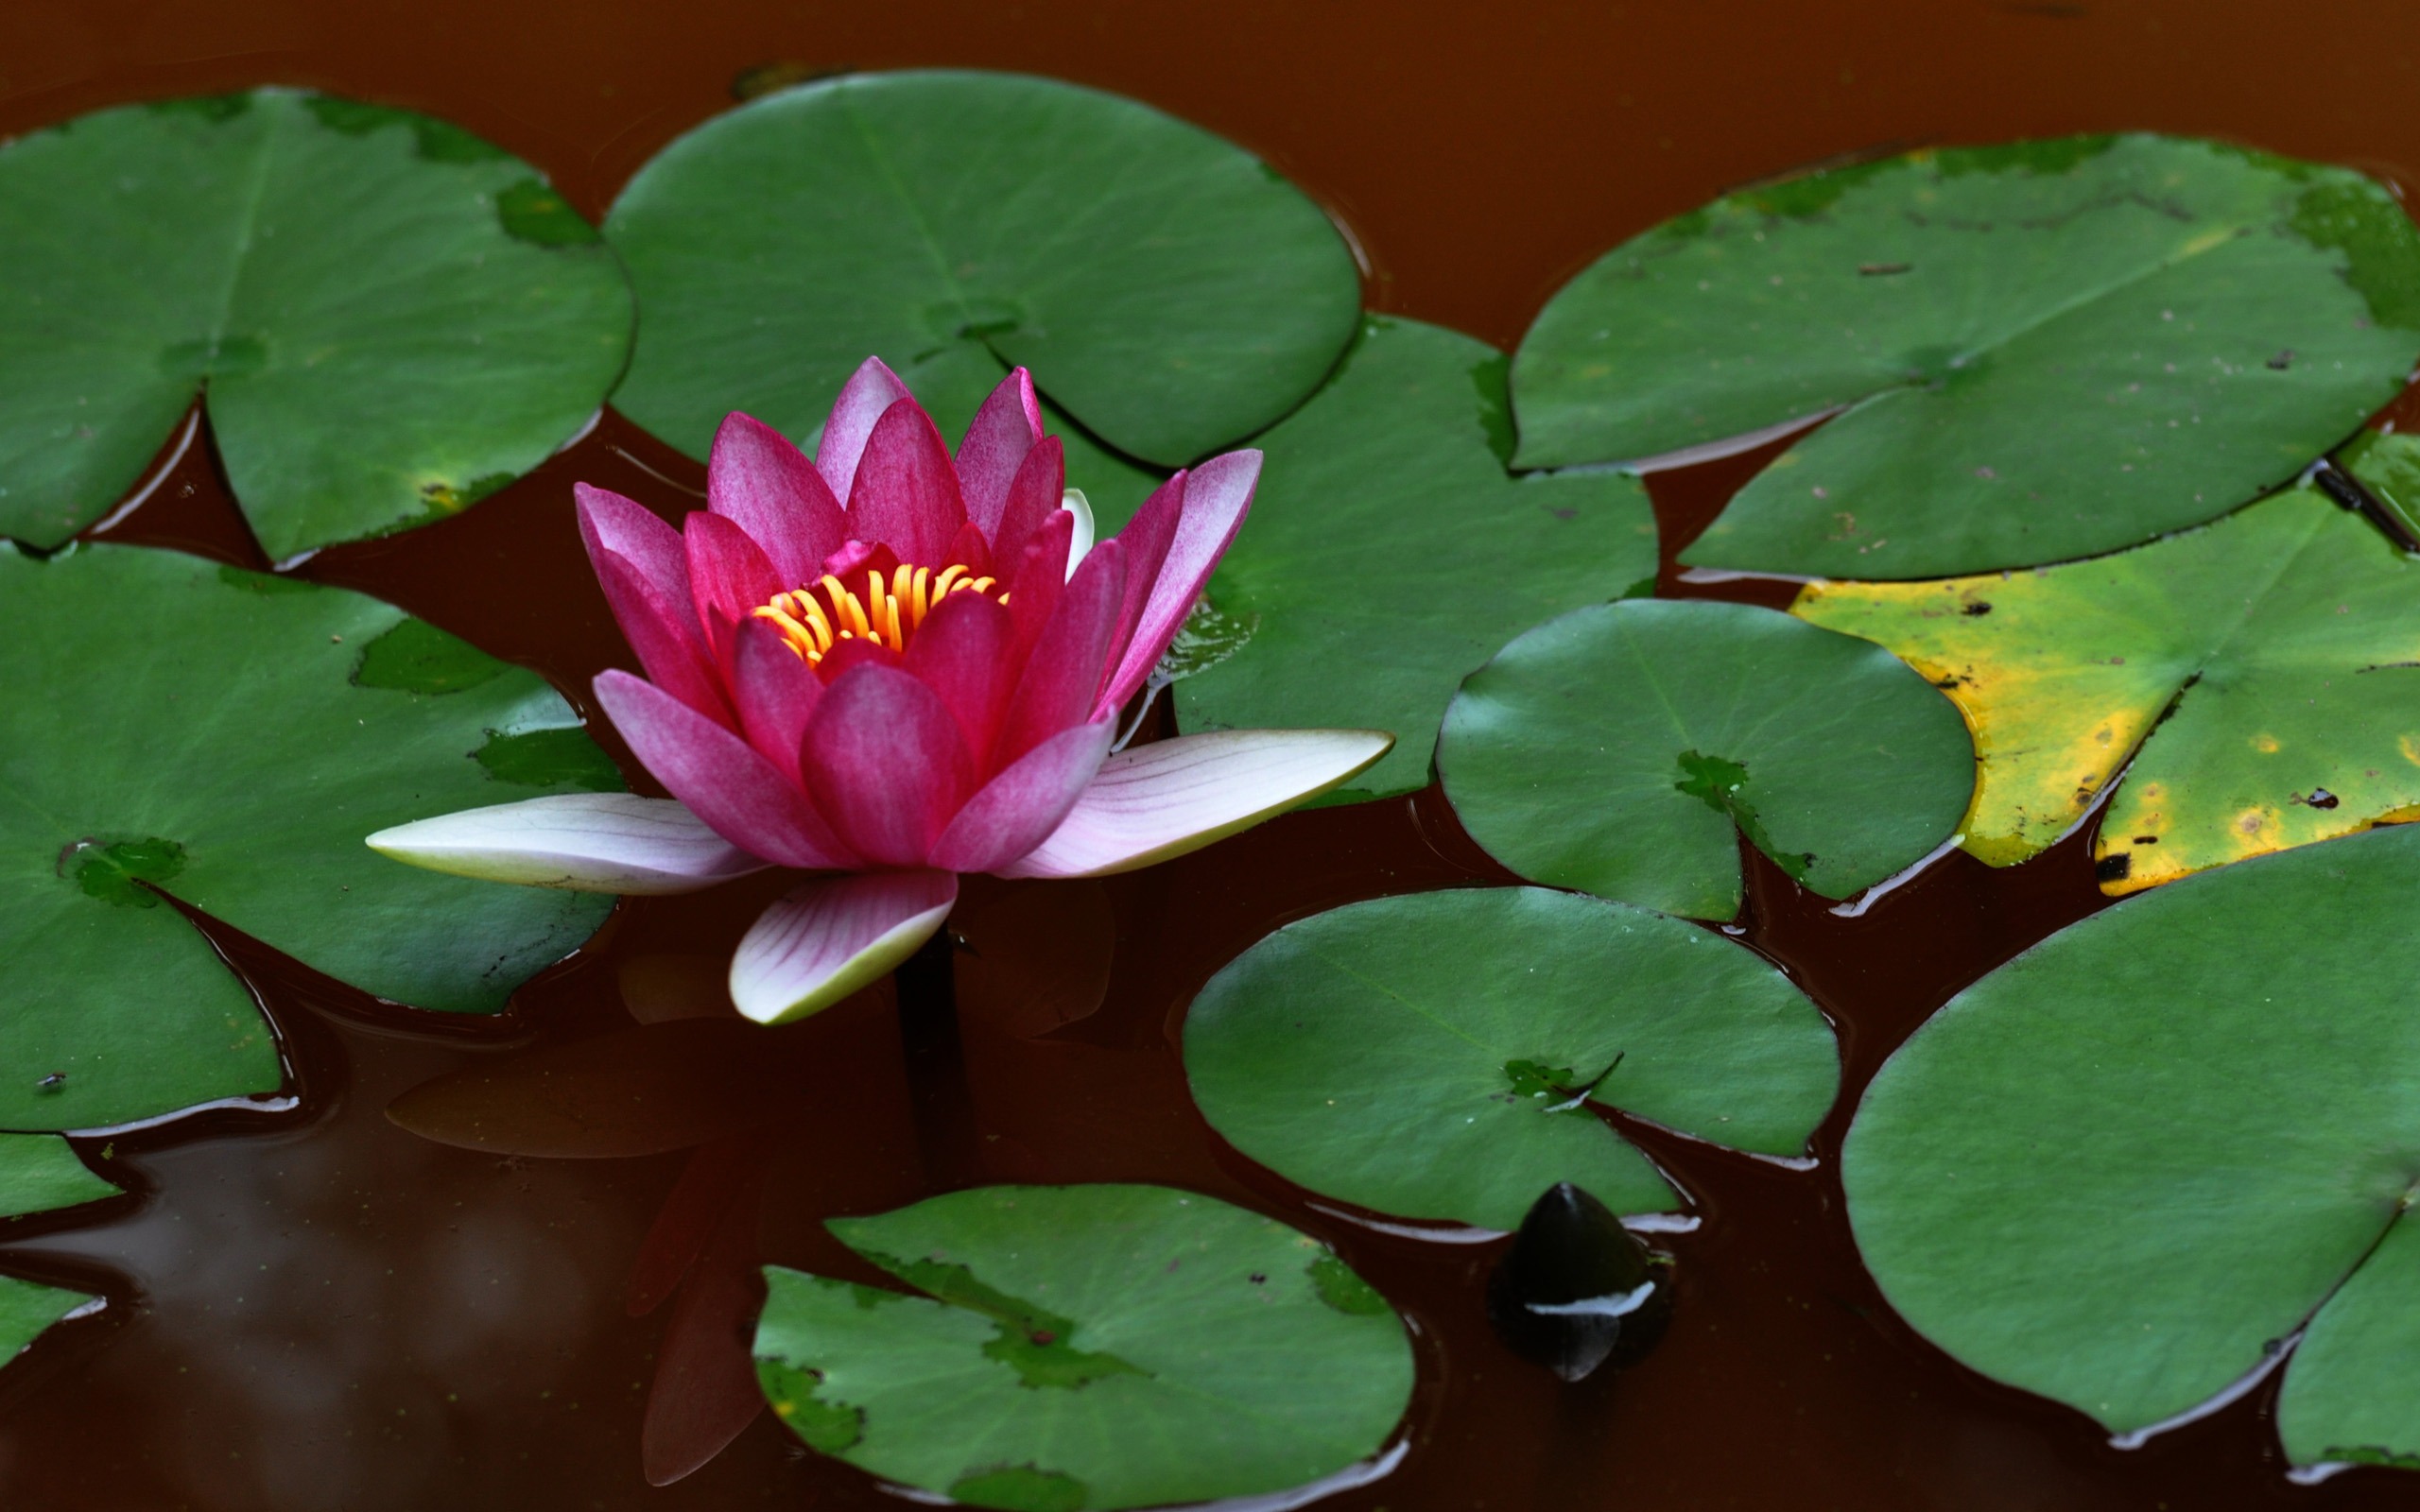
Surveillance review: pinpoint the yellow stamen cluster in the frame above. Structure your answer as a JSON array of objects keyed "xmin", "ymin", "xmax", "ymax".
[{"xmin": 751, "ymin": 562, "xmax": 1005, "ymax": 666}]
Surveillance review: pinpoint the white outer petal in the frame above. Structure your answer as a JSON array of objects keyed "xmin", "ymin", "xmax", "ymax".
[
  {"xmin": 729, "ymin": 869, "xmax": 959, "ymax": 1024},
  {"xmin": 1061, "ymin": 487, "xmax": 1095, "ymax": 579},
  {"xmin": 365, "ymin": 794, "xmax": 766, "ymax": 894},
  {"xmin": 994, "ymin": 729, "xmax": 1394, "ymax": 880}
]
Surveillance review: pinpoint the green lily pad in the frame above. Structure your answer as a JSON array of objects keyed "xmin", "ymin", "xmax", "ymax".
[
  {"xmin": 1845, "ymin": 822, "xmax": 2420, "ymax": 1464},
  {"xmin": 1796, "ymin": 435, "xmax": 2420, "ymax": 892},
  {"xmin": 1437, "ymin": 599, "xmax": 1975, "ymax": 920},
  {"xmin": 0, "ymin": 1276, "xmax": 95, "ymax": 1367},
  {"xmin": 605, "ymin": 69, "xmax": 1360, "ymax": 473},
  {"xmin": 1170, "ymin": 317, "xmax": 1657, "ymax": 801},
  {"xmin": 1, "ymin": 543, "xmax": 617, "ymax": 1131},
  {"xmin": 0, "ymin": 1134, "xmax": 119, "ymax": 1219},
  {"xmin": 1512, "ymin": 134, "xmax": 2420, "ymax": 577},
  {"xmin": 0, "ymin": 89, "xmax": 631, "ymax": 561},
  {"xmin": 1183, "ymin": 887, "xmax": 1838, "ymax": 1229},
  {"xmin": 753, "ymin": 1184, "xmax": 1411, "ymax": 1509}
]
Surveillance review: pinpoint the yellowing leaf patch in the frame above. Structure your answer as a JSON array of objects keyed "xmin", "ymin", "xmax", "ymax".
[{"xmin": 1794, "ymin": 439, "xmax": 2420, "ymax": 893}]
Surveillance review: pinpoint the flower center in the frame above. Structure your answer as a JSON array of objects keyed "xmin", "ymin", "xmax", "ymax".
[{"xmin": 750, "ymin": 562, "xmax": 1005, "ymax": 666}]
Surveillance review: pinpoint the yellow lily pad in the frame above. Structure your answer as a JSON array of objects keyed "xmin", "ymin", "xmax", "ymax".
[{"xmin": 1795, "ymin": 436, "xmax": 2420, "ymax": 892}]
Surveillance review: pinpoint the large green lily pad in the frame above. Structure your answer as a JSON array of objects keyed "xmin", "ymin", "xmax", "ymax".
[
  {"xmin": 1437, "ymin": 599, "xmax": 1975, "ymax": 919},
  {"xmin": 0, "ymin": 89, "xmax": 631, "ymax": 561},
  {"xmin": 1512, "ymin": 134, "xmax": 2420, "ymax": 577},
  {"xmin": 1, "ymin": 543, "xmax": 618, "ymax": 1131},
  {"xmin": 605, "ymin": 69, "xmax": 1360, "ymax": 473},
  {"xmin": 1845, "ymin": 822, "xmax": 2420, "ymax": 1465},
  {"xmin": 1183, "ymin": 888, "xmax": 1838, "ymax": 1229},
  {"xmin": 0, "ymin": 1276, "xmax": 95, "ymax": 1369},
  {"xmin": 0, "ymin": 1134, "xmax": 119, "ymax": 1219},
  {"xmin": 1170, "ymin": 318, "xmax": 1657, "ymax": 801},
  {"xmin": 753, "ymin": 1184, "xmax": 1411, "ymax": 1509},
  {"xmin": 1796, "ymin": 435, "xmax": 2420, "ymax": 893}
]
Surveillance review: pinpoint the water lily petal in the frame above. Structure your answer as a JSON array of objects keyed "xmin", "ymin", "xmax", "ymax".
[
  {"xmin": 707, "ymin": 412, "xmax": 845, "ymax": 585},
  {"xmin": 683, "ymin": 511, "xmax": 786, "ymax": 669},
  {"xmin": 1099, "ymin": 472, "xmax": 1184, "ymax": 699},
  {"xmin": 730, "ymin": 869, "xmax": 959, "ymax": 1024},
  {"xmin": 595, "ymin": 669, "xmax": 856, "ymax": 869},
  {"xmin": 815, "ymin": 355, "xmax": 912, "ymax": 501},
  {"xmin": 577, "ymin": 483, "xmax": 692, "ymax": 609},
  {"xmin": 994, "ymin": 539, "xmax": 1126, "ymax": 768},
  {"xmin": 367, "ymin": 794, "xmax": 766, "ymax": 894},
  {"xmin": 1004, "ymin": 507, "xmax": 1073, "ymax": 664},
  {"xmin": 901, "ymin": 590, "xmax": 1016, "ymax": 764},
  {"xmin": 730, "ymin": 618, "xmax": 822, "ymax": 781},
  {"xmin": 942, "ymin": 519, "xmax": 994, "ymax": 577},
  {"xmin": 1062, "ymin": 487, "xmax": 1097, "ymax": 578},
  {"xmin": 1101, "ymin": 448, "xmax": 1259, "ymax": 712},
  {"xmin": 957, "ymin": 367, "xmax": 1043, "ymax": 540},
  {"xmin": 595, "ymin": 548, "xmax": 728, "ymax": 725},
  {"xmin": 801, "ymin": 663, "xmax": 977, "ymax": 867},
  {"xmin": 849, "ymin": 398, "xmax": 967, "ymax": 566},
  {"xmin": 990, "ymin": 435, "xmax": 1066, "ymax": 566},
  {"xmin": 996, "ymin": 728, "xmax": 1394, "ymax": 879},
  {"xmin": 928, "ymin": 718, "xmax": 1117, "ymax": 873}
]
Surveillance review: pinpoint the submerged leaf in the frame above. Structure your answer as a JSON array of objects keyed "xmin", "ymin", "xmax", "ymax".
[
  {"xmin": 1183, "ymin": 888, "xmax": 1838, "ymax": 1228},
  {"xmin": 606, "ymin": 69, "xmax": 1358, "ymax": 482},
  {"xmin": 753, "ymin": 1184, "xmax": 1411, "ymax": 1509},
  {"xmin": 1173, "ymin": 318, "xmax": 1658, "ymax": 801},
  {"xmin": 1846, "ymin": 822, "xmax": 2420, "ymax": 1464},
  {"xmin": 1796, "ymin": 436, "xmax": 2420, "ymax": 891},
  {"xmin": 1513, "ymin": 134, "xmax": 2420, "ymax": 577},
  {"xmin": 0, "ymin": 543, "xmax": 616, "ymax": 1131},
  {"xmin": 0, "ymin": 89, "xmax": 630, "ymax": 558},
  {"xmin": 1439, "ymin": 599, "xmax": 1975, "ymax": 919}
]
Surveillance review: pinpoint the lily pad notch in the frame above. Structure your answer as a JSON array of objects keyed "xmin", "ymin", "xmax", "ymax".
[
  {"xmin": 752, "ymin": 1184, "xmax": 1413, "ymax": 1510},
  {"xmin": 0, "ymin": 88, "xmax": 632, "ymax": 559}
]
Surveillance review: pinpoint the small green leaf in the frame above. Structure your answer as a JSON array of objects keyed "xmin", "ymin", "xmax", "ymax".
[
  {"xmin": 1439, "ymin": 599, "xmax": 1975, "ymax": 919},
  {"xmin": 755, "ymin": 1185, "xmax": 1411, "ymax": 1509},
  {"xmin": 0, "ymin": 1276, "xmax": 94, "ymax": 1367},
  {"xmin": 0, "ymin": 1134, "xmax": 120, "ymax": 1218},
  {"xmin": 1512, "ymin": 133, "xmax": 2420, "ymax": 577},
  {"xmin": 1184, "ymin": 888, "xmax": 1839, "ymax": 1229}
]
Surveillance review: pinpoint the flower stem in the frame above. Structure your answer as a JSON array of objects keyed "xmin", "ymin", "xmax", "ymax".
[{"xmin": 893, "ymin": 927, "xmax": 980, "ymax": 1188}]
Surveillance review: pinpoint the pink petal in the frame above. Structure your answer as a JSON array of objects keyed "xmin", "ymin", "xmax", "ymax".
[
  {"xmin": 1097, "ymin": 472, "xmax": 1184, "ymax": 704},
  {"xmin": 942, "ymin": 519, "xmax": 993, "ymax": 576},
  {"xmin": 957, "ymin": 368, "xmax": 1043, "ymax": 540},
  {"xmin": 800, "ymin": 663, "xmax": 977, "ymax": 867},
  {"xmin": 707, "ymin": 412, "xmax": 845, "ymax": 585},
  {"xmin": 928, "ymin": 718, "xmax": 1116, "ymax": 874},
  {"xmin": 729, "ymin": 870, "xmax": 959, "ymax": 1024},
  {"xmin": 848, "ymin": 398, "xmax": 966, "ymax": 566},
  {"xmin": 1100, "ymin": 448, "xmax": 1260, "ymax": 713},
  {"xmin": 730, "ymin": 618, "xmax": 823, "ymax": 781},
  {"xmin": 367, "ymin": 794, "xmax": 768, "ymax": 894},
  {"xmin": 577, "ymin": 484, "xmax": 691, "ymax": 609},
  {"xmin": 815, "ymin": 356, "xmax": 912, "ymax": 502},
  {"xmin": 1004, "ymin": 509, "xmax": 1073, "ymax": 665},
  {"xmin": 595, "ymin": 669, "xmax": 856, "ymax": 870},
  {"xmin": 900, "ymin": 590, "xmax": 1016, "ymax": 765},
  {"xmin": 990, "ymin": 436, "xmax": 1067, "ymax": 565},
  {"xmin": 997, "ymin": 729, "xmax": 1394, "ymax": 879},
  {"xmin": 993, "ymin": 539, "xmax": 1126, "ymax": 769},
  {"xmin": 683, "ymin": 511, "xmax": 785, "ymax": 668},
  {"xmin": 812, "ymin": 636, "xmax": 903, "ymax": 683},
  {"xmin": 596, "ymin": 548, "xmax": 728, "ymax": 724}
]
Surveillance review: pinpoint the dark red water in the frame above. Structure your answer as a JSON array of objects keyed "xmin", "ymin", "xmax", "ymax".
[{"xmin": 6, "ymin": 3, "xmax": 2420, "ymax": 1507}]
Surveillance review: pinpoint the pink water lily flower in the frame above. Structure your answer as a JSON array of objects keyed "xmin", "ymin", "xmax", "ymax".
[{"xmin": 370, "ymin": 359, "xmax": 1390, "ymax": 1022}]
